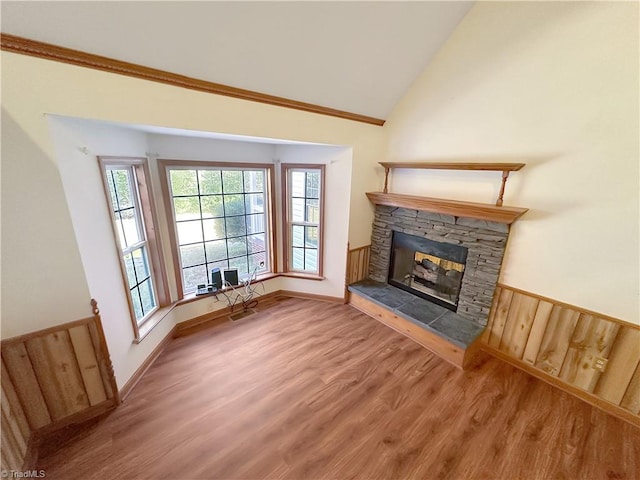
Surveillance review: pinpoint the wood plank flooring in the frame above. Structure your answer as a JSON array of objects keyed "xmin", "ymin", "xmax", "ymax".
[{"xmin": 37, "ymin": 297, "xmax": 640, "ymax": 479}]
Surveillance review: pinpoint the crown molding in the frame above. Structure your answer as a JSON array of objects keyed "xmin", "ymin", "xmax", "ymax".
[{"xmin": 1, "ymin": 33, "xmax": 385, "ymax": 127}]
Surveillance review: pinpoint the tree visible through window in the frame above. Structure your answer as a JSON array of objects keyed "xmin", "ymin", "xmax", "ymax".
[
  {"xmin": 104, "ymin": 165, "xmax": 157, "ymax": 323},
  {"xmin": 167, "ymin": 167, "xmax": 270, "ymax": 294}
]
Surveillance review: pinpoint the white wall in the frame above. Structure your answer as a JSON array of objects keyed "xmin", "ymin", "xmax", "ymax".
[
  {"xmin": 1, "ymin": 111, "xmax": 91, "ymax": 337},
  {"xmin": 384, "ymin": 2, "xmax": 639, "ymax": 323}
]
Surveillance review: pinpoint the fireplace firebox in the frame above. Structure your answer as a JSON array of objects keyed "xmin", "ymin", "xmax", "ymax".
[{"xmin": 388, "ymin": 231, "xmax": 468, "ymax": 311}]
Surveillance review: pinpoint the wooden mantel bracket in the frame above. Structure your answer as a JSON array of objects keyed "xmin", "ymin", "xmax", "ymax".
[{"xmin": 379, "ymin": 162, "xmax": 525, "ymax": 206}]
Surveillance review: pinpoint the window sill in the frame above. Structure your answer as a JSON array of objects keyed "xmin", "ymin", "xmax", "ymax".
[
  {"xmin": 279, "ymin": 272, "xmax": 325, "ymax": 281},
  {"xmin": 133, "ymin": 304, "xmax": 177, "ymax": 344},
  {"xmin": 175, "ymin": 272, "xmax": 281, "ymax": 306}
]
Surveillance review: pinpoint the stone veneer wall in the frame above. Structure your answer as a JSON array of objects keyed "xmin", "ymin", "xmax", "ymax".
[{"xmin": 369, "ymin": 205, "xmax": 510, "ymax": 326}]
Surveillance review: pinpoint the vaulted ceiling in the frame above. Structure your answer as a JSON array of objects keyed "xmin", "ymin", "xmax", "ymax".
[{"xmin": 1, "ymin": 1, "xmax": 473, "ymax": 120}]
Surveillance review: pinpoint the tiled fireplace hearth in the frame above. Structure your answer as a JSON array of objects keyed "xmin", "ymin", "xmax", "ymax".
[{"xmin": 369, "ymin": 205, "xmax": 509, "ymax": 327}]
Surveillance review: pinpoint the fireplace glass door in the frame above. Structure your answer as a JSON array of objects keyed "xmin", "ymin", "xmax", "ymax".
[{"xmin": 388, "ymin": 231, "xmax": 467, "ymax": 311}]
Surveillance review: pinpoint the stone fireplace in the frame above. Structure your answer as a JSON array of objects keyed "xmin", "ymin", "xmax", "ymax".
[{"xmin": 369, "ymin": 205, "xmax": 509, "ymax": 327}]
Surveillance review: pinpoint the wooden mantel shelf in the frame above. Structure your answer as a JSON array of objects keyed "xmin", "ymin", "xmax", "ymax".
[
  {"xmin": 379, "ymin": 162, "xmax": 525, "ymax": 171},
  {"xmin": 380, "ymin": 161, "xmax": 525, "ymax": 207},
  {"xmin": 366, "ymin": 192, "xmax": 528, "ymax": 224}
]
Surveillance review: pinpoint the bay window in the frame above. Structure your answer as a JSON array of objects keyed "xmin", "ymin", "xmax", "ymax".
[{"xmin": 160, "ymin": 161, "xmax": 274, "ymax": 297}]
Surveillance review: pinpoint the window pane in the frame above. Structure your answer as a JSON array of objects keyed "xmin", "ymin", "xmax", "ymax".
[
  {"xmin": 182, "ymin": 265, "xmax": 208, "ymax": 293},
  {"xmin": 199, "ymin": 170, "xmax": 222, "ymax": 194},
  {"xmin": 177, "ymin": 220, "xmax": 203, "ymax": 245},
  {"xmin": 291, "ymin": 171, "xmax": 305, "ymax": 197},
  {"xmin": 112, "ymin": 169, "xmax": 133, "ymax": 208},
  {"xmin": 228, "ymin": 256, "xmax": 249, "ymax": 277},
  {"xmin": 291, "ymin": 198, "xmax": 305, "ymax": 222},
  {"xmin": 247, "ymin": 233, "xmax": 266, "ymax": 254},
  {"xmin": 244, "ymin": 171, "xmax": 264, "ymax": 193},
  {"xmin": 180, "ymin": 243, "xmax": 205, "ymax": 268},
  {"xmin": 139, "ymin": 278, "xmax": 156, "ymax": 317},
  {"xmin": 246, "ymin": 214, "xmax": 265, "ymax": 234},
  {"xmin": 226, "ymin": 216, "xmax": 246, "ymax": 237},
  {"xmin": 205, "ymin": 240, "xmax": 227, "ymax": 262},
  {"xmin": 203, "ymin": 218, "xmax": 226, "ymax": 241},
  {"xmin": 131, "ymin": 287, "xmax": 143, "ymax": 321},
  {"xmin": 292, "ymin": 247, "xmax": 305, "ymax": 270},
  {"xmin": 123, "ymin": 252, "xmax": 136, "ymax": 288},
  {"xmin": 201, "ymin": 195, "xmax": 224, "ymax": 218},
  {"xmin": 305, "ymin": 226, "xmax": 318, "ymax": 248},
  {"xmin": 306, "ymin": 171, "xmax": 320, "ymax": 199},
  {"xmin": 224, "ymin": 194, "xmax": 245, "ymax": 216},
  {"xmin": 222, "ymin": 171, "xmax": 243, "ymax": 193},
  {"xmin": 132, "ymin": 247, "xmax": 150, "ymax": 281},
  {"xmin": 173, "ymin": 197, "xmax": 201, "ymax": 221},
  {"xmin": 244, "ymin": 193, "xmax": 264, "ymax": 214},
  {"xmin": 306, "ymin": 199, "xmax": 320, "ymax": 223},
  {"xmin": 170, "ymin": 170, "xmax": 198, "ymax": 196},
  {"xmin": 115, "ymin": 215, "xmax": 126, "ymax": 248},
  {"xmin": 107, "ymin": 171, "xmax": 118, "ymax": 211},
  {"xmin": 292, "ymin": 225, "xmax": 304, "ymax": 248},
  {"xmin": 227, "ymin": 237, "xmax": 247, "ymax": 258},
  {"xmin": 305, "ymin": 249, "xmax": 318, "ymax": 272},
  {"xmin": 248, "ymin": 252, "xmax": 267, "ymax": 273},
  {"xmin": 120, "ymin": 208, "xmax": 141, "ymax": 247}
]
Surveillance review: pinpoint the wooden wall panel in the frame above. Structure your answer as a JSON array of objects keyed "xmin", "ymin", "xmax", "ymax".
[
  {"xmin": 0, "ymin": 300, "xmax": 120, "ymax": 471},
  {"xmin": 594, "ymin": 328, "xmax": 640, "ymax": 405},
  {"xmin": 1, "ymin": 363, "xmax": 31, "ymax": 440},
  {"xmin": 1, "ymin": 361, "xmax": 31, "ymax": 472},
  {"xmin": 488, "ymin": 288, "xmax": 513, "ymax": 348},
  {"xmin": 621, "ymin": 362, "xmax": 640, "ymax": 415},
  {"xmin": 25, "ymin": 332, "xmax": 90, "ymax": 420},
  {"xmin": 68, "ymin": 324, "xmax": 108, "ymax": 406},
  {"xmin": 559, "ymin": 315, "xmax": 620, "ymax": 392},
  {"xmin": 521, "ymin": 300, "xmax": 554, "ymax": 365},
  {"xmin": 86, "ymin": 320, "xmax": 115, "ymax": 399},
  {"xmin": 346, "ymin": 245, "xmax": 371, "ymax": 285},
  {"xmin": 481, "ymin": 284, "xmax": 640, "ymax": 426},
  {"xmin": 534, "ymin": 306, "xmax": 581, "ymax": 376},
  {"xmin": 2, "ymin": 344, "xmax": 52, "ymax": 429},
  {"xmin": 498, "ymin": 292, "xmax": 539, "ymax": 359}
]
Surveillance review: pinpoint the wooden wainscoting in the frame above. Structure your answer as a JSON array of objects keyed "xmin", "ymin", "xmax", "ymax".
[
  {"xmin": 346, "ymin": 244, "xmax": 371, "ymax": 286},
  {"xmin": 482, "ymin": 284, "xmax": 640, "ymax": 426},
  {"xmin": 1, "ymin": 299, "xmax": 119, "ymax": 470}
]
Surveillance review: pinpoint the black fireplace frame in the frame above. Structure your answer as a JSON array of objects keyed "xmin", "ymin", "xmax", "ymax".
[{"xmin": 387, "ymin": 231, "xmax": 468, "ymax": 312}]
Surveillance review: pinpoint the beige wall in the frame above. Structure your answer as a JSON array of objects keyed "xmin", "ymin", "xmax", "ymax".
[
  {"xmin": 384, "ymin": 2, "xmax": 639, "ymax": 323},
  {"xmin": 1, "ymin": 52, "xmax": 382, "ymax": 387}
]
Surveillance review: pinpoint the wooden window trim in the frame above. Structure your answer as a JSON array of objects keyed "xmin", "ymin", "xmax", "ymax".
[
  {"xmin": 281, "ymin": 164, "xmax": 325, "ymax": 277},
  {"xmin": 98, "ymin": 157, "xmax": 170, "ymax": 341},
  {"xmin": 158, "ymin": 159, "xmax": 277, "ymax": 300}
]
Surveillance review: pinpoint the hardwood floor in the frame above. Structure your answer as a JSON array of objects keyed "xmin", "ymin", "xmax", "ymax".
[{"xmin": 37, "ymin": 297, "xmax": 640, "ymax": 479}]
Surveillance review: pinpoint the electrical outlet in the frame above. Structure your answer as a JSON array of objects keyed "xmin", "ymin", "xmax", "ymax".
[{"xmin": 592, "ymin": 356, "xmax": 608, "ymax": 372}]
